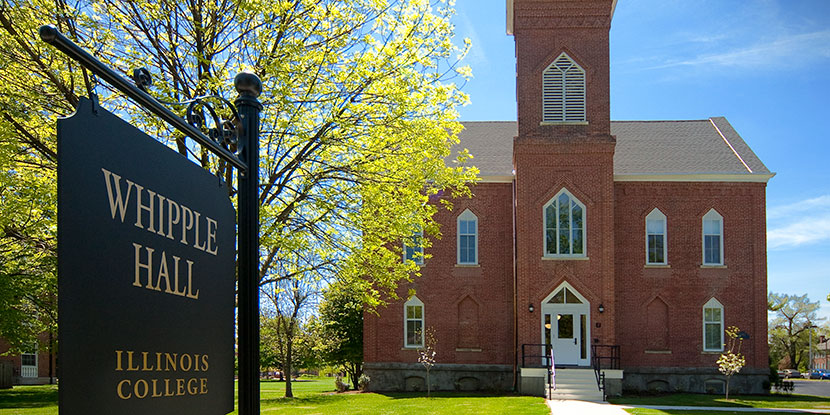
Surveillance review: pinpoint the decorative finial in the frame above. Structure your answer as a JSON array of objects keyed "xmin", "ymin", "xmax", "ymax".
[{"xmin": 234, "ymin": 71, "xmax": 262, "ymax": 99}]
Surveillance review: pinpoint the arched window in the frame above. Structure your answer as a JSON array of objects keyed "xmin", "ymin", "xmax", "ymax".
[
  {"xmin": 457, "ymin": 209, "xmax": 478, "ymax": 265},
  {"xmin": 703, "ymin": 298, "xmax": 724, "ymax": 351},
  {"xmin": 646, "ymin": 208, "xmax": 667, "ymax": 265},
  {"xmin": 702, "ymin": 209, "xmax": 723, "ymax": 265},
  {"xmin": 404, "ymin": 296, "xmax": 424, "ymax": 348},
  {"xmin": 542, "ymin": 53, "xmax": 586, "ymax": 123},
  {"xmin": 544, "ymin": 189, "xmax": 586, "ymax": 257}
]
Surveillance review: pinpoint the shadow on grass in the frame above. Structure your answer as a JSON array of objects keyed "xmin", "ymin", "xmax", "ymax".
[
  {"xmin": 610, "ymin": 392, "xmax": 830, "ymax": 408},
  {"xmin": 0, "ymin": 385, "xmax": 58, "ymax": 409},
  {"xmin": 378, "ymin": 391, "xmax": 525, "ymax": 400},
  {"xmin": 260, "ymin": 392, "xmax": 351, "ymax": 406}
]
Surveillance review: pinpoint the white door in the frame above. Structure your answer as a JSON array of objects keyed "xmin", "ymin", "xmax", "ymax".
[
  {"xmin": 21, "ymin": 352, "xmax": 37, "ymax": 378},
  {"xmin": 541, "ymin": 284, "xmax": 590, "ymax": 366}
]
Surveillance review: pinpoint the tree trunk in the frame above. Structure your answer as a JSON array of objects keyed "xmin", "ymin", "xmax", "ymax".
[
  {"xmin": 725, "ymin": 377, "xmax": 730, "ymax": 400},
  {"xmin": 284, "ymin": 339, "xmax": 294, "ymax": 398},
  {"xmin": 426, "ymin": 369, "xmax": 430, "ymax": 398}
]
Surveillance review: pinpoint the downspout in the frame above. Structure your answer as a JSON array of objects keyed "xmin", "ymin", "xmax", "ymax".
[{"xmin": 512, "ymin": 175, "xmax": 518, "ymax": 391}]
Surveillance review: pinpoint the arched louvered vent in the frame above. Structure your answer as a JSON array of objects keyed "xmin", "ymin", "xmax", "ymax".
[{"xmin": 542, "ymin": 53, "xmax": 586, "ymax": 123}]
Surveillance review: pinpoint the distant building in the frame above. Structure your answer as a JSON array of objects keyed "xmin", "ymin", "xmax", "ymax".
[
  {"xmin": 0, "ymin": 334, "xmax": 56, "ymax": 385},
  {"xmin": 814, "ymin": 336, "xmax": 829, "ymax": 370},
  {"xmin": 363, "ymin": 0, "xmax": 771, "ymax": 395}
]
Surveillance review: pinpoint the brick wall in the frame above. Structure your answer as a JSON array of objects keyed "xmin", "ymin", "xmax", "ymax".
[
  {"xmin": 363, "ymin": 182, "xmax": 515, "ymax": 366},
  {"xmin": 613, "ymin": 181, "xmax": 769, "ymax": 370}
]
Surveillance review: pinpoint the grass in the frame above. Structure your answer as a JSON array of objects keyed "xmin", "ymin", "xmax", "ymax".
[
  {"xmin": 610, "ymin": 392, "xmax": 830, "ymax": 410},
  {"xmin": 0, "ymin": 378, "xmax": 549, "ymax": 415}
]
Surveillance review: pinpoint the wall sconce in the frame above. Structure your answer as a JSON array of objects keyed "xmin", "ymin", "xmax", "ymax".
[
  {"xmin": 528, "ymin": 303, "xmax": 535, "ymax": 313},
  {"xmin": 598, "ymin": 303, "xmax": 605, "ymax": 313}
]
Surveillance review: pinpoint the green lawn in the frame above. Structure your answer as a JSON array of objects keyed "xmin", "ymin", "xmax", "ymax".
[
  {"xmin": 0, "ymin": 378, "xmax": 549, "ymax": 415},
  {"xmin": 610, "ymin": 392, "xmax": 830, "ymax": 411}
]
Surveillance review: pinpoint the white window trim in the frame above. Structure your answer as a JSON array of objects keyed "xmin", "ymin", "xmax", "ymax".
[
  {"xmin": 702, "ymin": 298, "xmax": 724, "ymax": 352},
  {"xmin": 543, "ymin": 188, "xmax": 587, "ymax": 258},
  {"xmin": 645, "ymin": 208, "xmax": 668, "ymax": 265},
  {"xmin": 457, "ymin": 209, "xmax": 478, "ymax": 265},
  {"xmin": 403, "ymin": 229, "xmax": 424, "ymax": 265},
  {"xmin": 702, "ymin": 209, "xmax": 724, "ymax": 266},
  {"xmin": 542, "ymin": 52, "xmax": 586, "ymax": 123},
  {"xmin": 404, "ymin": 296, "xmax": 424, "ymax": 348}
]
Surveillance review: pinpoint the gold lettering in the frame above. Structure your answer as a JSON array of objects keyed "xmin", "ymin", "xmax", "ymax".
[
  {"xmin": 141, "ymin": 352, "xmax": 154, "ymax": 371},
  {"xmin": 187, "ymin": 378, "xmax": 199, "ymax": 395},
  {"xmin": 200, "ymin": 378, "xmax": 208, "ymax": 394},
  {"xmin": 132, "ymin": 243, "xmax": 154, "ymax": 288},
  {"xmin": 155, "ymin": 251, "xmax": 173, "ymax": 294},
  {"xmin": 165, "ymin": 353, "xmax": 177, "ymax": 371},
  {"xmin": 180, "ymin": 205, "xmax": 194, "ymax": 244},
  {"xmin": 134, "ymin": 379, "xmax": 149, "ymax": 399},
  {"xmin": 193, "ymin": 211, "xmax": 206, "ymax": 252},
  {"xmin": 180, "ymin": 354, "xmax": 192, "ymax": 372},
  {"xmin": 134, "ymin": 184, "xmax": 156, "ymax": 232},
  {"xmin": 102, "ymin": 168, "xmax": 134, "ymax": 223},
  {"xmin": 206, "ymin": 217, "xmax": 219, "ymax": 256},
  {"xmin": 166, "ymin": 199, "xmax": 180, "ymax": 240},
  {"xmin": 172, "ymin": 256, "xmax": 187, "ymax": 297},
  {"xmin": 176, "ymin": 378, "xmax": 185, "ymax": 396},
  {"xmin": 193, "ymin": 354, "xmax": 200, "ymax": 372},
  {"xmin": 185, "ymin": 260, "xmax": 199, "ymax": 300},
  {"xmin": 150, "ymin": 379, "xmax": 162, "ymax": 398},
  {"xmin": 164, "ymin": 378, "xmax": 174, "ymax": 397},
  {"xmin": 156, "ymin": 352, "xmax": 162, "ymax": 370},
  {"xmin": 201, "ymin": 354, "xmax": 209, "ymax": 371},
  {"xmin": 115, "ymin": 350, "xmax": 124, "ymax": 371},
  {"xmin": 126, "ymin": 351, "xmax": 140, "ymax": 371},
  {"xmin": 117, "ymin": 379, "xmax": 131, "ymax": 400},
  {"xmin": 156, "ymin": 194, "xmax": 167, "ymax": 237}
]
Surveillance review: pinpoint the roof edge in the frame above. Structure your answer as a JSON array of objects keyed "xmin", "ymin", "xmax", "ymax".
[{"xmin": 614, "ymin": 173, "xmax": 775, "ymax": 183}]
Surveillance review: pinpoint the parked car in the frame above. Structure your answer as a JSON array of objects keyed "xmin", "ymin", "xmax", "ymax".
[
  {"xmin": 808, "ymin": 369, "xmax": 830, "ymax": 380},
  {"xmin": 783, "ymin": 369, "xmax": 801, "ymax": 379}
]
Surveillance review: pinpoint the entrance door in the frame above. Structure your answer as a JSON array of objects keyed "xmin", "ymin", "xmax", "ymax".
[{"xmin": 541, "ymin": 284, "xmax": 590, "ymax": 366}]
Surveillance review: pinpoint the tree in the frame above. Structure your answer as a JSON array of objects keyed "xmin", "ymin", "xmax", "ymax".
[
  {"xmin": 1, "ymin": 0, "xmax": 476, "ymax": 347},
  {"xmin": 418, "ymin": 326, "xmax": 437, "ymax": 397},
  {"xmin": 717, "ymin": 326, "xmax": 745, "ymax": 400},
  {"xmin": 768, "ymin": 292, "xmax": 824, "ymax": 370},
  {"xmin": 313, "ymin": 281, "xmax": 364, "ymax": 390}
]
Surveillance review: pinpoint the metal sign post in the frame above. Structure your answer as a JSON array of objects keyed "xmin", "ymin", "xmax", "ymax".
[{"xmin": 40, "ymin": 25, "xmax": 262, "ymax": 415}]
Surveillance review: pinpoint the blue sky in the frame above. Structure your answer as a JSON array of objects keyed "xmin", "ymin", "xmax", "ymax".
[{"xmin": 451, "ymin": 0, "xmax": 830, "ymax": 323}]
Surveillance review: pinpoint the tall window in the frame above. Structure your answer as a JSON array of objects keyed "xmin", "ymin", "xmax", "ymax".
[
  {"xmin": 703, "ymin": 298, "xmax": 724, "ymax": 351},
  {"xmin": 404, "ymin": 229, "xmax": 423, "ymax": 265},
  {"xmin": 544, "ymin": 189, "xmax": 585, "ymax": 257},
  {"xmin": 646, "ymin": 208, "xmax": 667, "ymax": 265},
  {"xmin": 404, "ymin": 296, "xmax": 424, "ymax": 347},
  {"xmin": 702, "ymin": 209, "xmax": 723, "ymax": 265},
  {"xmin": 542, "ymin": 52, "xmax": 586, "ymax": 123},
  {"xmin": 457, "ymin": 209, "xmax": 478, "ymax": 265}
]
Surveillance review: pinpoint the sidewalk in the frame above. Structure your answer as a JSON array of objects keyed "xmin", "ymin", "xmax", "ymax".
[{"xmin": 547, "ymin": 399, "xmax": 830, "ymax": 414}]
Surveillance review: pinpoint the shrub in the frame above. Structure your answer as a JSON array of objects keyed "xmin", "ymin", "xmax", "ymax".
[
  {"xmin": 358, "ymin": 374, "xmax": 371, "ymax": 392},
  {"xmin": 335, "ymin": 375, "xmax": 349, "ymax": 393}
]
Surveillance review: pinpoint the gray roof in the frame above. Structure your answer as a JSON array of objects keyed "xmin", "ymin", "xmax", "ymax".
[{"xmin": 454, "ymin": 118, "xmax": 771, "ymax": 180}]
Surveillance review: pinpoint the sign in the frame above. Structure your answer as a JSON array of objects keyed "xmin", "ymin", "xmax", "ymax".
[{"xmin": 58, "ymin": 98, "xmax": 235, "ymax": 414}]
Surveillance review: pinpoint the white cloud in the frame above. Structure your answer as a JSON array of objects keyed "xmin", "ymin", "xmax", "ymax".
[
  {"xmin": 649, "ymin": 30, "xmax": 830, "ymax": 71},
  {"xmin": 767, "ymin": 195, "xmax": 830, "ymax": 250},
  {"xmin": 455, "ymin": 12, "xmax": 488, "ymax": 68}
]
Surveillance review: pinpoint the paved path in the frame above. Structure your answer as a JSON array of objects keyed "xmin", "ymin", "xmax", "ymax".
[{"xmin": 547, "ymin": 400, "xmax": 830, "ymax": 414}]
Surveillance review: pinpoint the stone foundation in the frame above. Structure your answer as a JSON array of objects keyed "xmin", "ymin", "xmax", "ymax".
[
  {"xmin": 622, "ymin": 367, "xmax": 769, "ymax": 395},
  {"xmin": 363, "ymin": 362, "xmax": 513, "ymax": 392}
]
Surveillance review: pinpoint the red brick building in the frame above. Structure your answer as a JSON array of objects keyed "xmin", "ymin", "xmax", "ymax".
[
  {"xmin": 364, "ymin": 0, "xmax": 771, "ymax": 395},
  {"xmin": 0, "ymin": 334, "xmax": 57, "ymax": 386}
]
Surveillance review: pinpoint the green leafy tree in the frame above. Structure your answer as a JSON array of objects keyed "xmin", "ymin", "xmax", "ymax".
[
  {"xmin": 313, "ymin": 282, "xmax": 364, "ymax": 390},
  {"xmin": 1, "ymin": 0, "xmax": 476, "ymax": 347},
  {"xmin": 768, "ymin": 292, "xmax": 823, "ymax": 371}
]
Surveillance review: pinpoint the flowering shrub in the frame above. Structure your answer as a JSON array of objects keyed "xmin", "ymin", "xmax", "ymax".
[{"xmin": 717, "ymin": 326, "xmax": 746, "ymax": 400}]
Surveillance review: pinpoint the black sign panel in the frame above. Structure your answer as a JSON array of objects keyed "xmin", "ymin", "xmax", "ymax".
[{"xmin": 58, "ymin": 98, "xmax": 234, "ymax": 414}]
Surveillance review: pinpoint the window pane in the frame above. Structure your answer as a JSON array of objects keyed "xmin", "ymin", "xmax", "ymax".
[
  {"xmin": 558, "ymin": 314, "xmax": 574, "ymax": 339},
  {"xmin": 21, "ymin": 354, "xmax": 36, "ymax": 366},
  {"xmin": 413, "ymin": 305, "xmax": 422, "ymax": 319},
  {"xmin": 647, "ymin": 218, "xmax": 664, "ymax": 234},
  {"xmin": 565, "ymin": 288, "xmax": 582, "ymax": 304},
  {"xmin": 558, "ymin": 199, "xmax": 570, "ymax": 232},
  {"xmin": 546, "ymin": 230, "xmax": 556, "ymax": 254},
  {"xmin": 572, "ymin": 204, "xmax": 583, "ymax": 229},
  {"xmin": 705, "ymin": 323, "xmax": 722, "ymax": 349},
  {"xmin": 705, "ymin": 235, "xmax": 720, "ymax": 264},
  {"xmin": 546, "ymin": 205, "xmax": 556, "ymax": 229},
  {"xmin": 550, "ymin": 289, "xmax": 565, "ymax": 304},
  {"xmin": 704, "ymin": 219, "xmax": 720, "ymax": 234},
  {"xmin": 559, "ymin": 228, "xmax": 570, "ymax": 254},
  {"xmin": 648, "ymin": 235, "xmax": 664, "ymax": 263},
  {"xmin": 572, "ymin": 229, "xmax": 583, "ymax": 254},
  {"xmin": 407, "ymin": 306, "xmax": 414, "ymax": 319}
]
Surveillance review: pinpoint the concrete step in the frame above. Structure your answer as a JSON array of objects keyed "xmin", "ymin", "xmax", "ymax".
[{"xmin": 547, "ymin": 368, "xmax": 604, "ymax": 402}]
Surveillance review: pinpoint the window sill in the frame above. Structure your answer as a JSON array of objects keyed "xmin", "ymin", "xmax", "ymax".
[
  {"xmin": 455, "ymin": 264, "xmax": 480, "ymax": 268},
  {"xmin": 645, "ymin": 264, "xmax": 670, "ymax": 269},
  {"xmin": 456, "ymin": 348, "xmax": 482, "ymax": 352},
  {"xmin": 540, "ymin": 121, "xmax": 589, "ymax": 126},
  {"xmin": 701, "ymin": 350, "xmax": 723, "ymax": 354},
  {"xmin": 542, "ymin": 256, "xmax": 589, "ymax": 261},
  {"xmin": 402, "ymin": 346, "xmax": 422, "ymax": 350},
  {"xmin": 700, "ymin": 265, "xmax": 727, "ymax": 269},
  {"xmin": 644, "ymin": 350, "xmax": 672, "ymax": 354}
]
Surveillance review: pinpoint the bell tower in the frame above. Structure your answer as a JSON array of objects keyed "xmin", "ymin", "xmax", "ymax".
[{"xmin": 510, "ymin": 0, "xmax": 618, "ymax": 362}]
